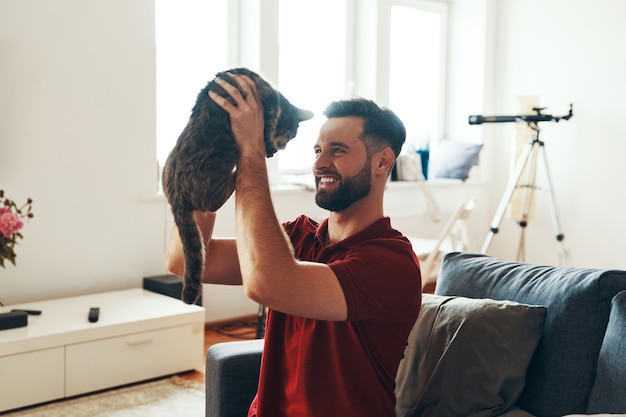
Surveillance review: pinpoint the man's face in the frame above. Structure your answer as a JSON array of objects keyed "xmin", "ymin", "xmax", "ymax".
[{"xmin": 313, "ymin": 117, "xmax": 372, "ymax": 212}]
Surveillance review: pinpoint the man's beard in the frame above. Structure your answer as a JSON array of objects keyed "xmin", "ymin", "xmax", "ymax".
[{"xmin": 315, "ymin": 162, "xmax": 372, "ymax": 212}]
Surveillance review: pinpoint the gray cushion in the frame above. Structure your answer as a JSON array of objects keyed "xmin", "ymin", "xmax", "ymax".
[
  {"xmin": 395, "ymin": 294, "xmax": 546, "ymax": 417},
  {"xmin": 587, "ymin": 290, "xmax": 626, "ymax": 413},
  {"xmin": 433, "ymin": 140, "xmax": 483, "ymax": 181},
  {"xmin": 436, "ymin": 252, "xmax": 626, "ymax": 417}
]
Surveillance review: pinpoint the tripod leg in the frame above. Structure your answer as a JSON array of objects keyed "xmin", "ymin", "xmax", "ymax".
[
  {"xmin": 537, "ymin": 143, "xmax": 567, "ymax": 266},
  {"xmin": 514, "ymin": 143, "xmax": 540, "ymax": 261},
  {"xmin": 481, "ymin": 141, "xmax": 535, "ymax": 253},
  {"xmin": 516, "ymin": 219, "xmax": 526, "ymax": 261}
]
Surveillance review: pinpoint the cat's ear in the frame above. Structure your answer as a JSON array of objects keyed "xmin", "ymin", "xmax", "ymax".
[{"xmin": 298, "ymin": 109, "xmax": 314, "ymax": 121}]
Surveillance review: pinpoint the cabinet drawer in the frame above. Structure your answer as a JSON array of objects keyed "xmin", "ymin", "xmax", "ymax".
[
  {"xmin": 0, "ymin": 347, "xmax": 65, "ymax": 412},
  {"xmin": 66, "ymin": 323, "xmax": 204, "ymax": 397}
]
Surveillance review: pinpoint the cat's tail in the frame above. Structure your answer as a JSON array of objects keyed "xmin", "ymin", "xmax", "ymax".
[{"xmin": 174, "ymin": 207, "xmax": 204, "ymax": 305}]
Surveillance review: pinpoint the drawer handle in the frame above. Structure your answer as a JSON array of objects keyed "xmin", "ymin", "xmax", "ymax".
[{"xmin": 127, "ymin": 338, "xmax": 153, "ymax": 347}]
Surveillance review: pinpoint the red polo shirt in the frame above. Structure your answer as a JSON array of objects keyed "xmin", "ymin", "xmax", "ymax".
[{"xmin": 248, "ymin": 215, "xmax": 421, "ymax": 417}]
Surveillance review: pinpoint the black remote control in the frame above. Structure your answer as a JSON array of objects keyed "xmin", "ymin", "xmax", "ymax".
[
  {"xmin": 88, "ymin": 307, "xmax": 100, "ymax": 323},
  {"xmin": 11, "ymin": 309, "xmax": 42, "ymax": 316}
]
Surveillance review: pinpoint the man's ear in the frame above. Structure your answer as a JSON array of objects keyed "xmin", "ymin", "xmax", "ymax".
[{"xmin": 375, "ymin": 147, "xmax": 396, "ymax": 175}]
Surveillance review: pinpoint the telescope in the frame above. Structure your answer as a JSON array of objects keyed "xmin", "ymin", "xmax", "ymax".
[
  {"xmin": 470, "ymin": 103, "xmax": 574, "ymax": 264},
  {"xmin": 469, "ymin": 104, "xmax": 573, "ymax": 125}
]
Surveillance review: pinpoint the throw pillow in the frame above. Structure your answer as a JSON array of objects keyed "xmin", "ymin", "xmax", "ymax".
[
  {"xmin": 587, "ymin": 290, "xmax": 626, "ymax": 413},
  {"xmin": 395, "ymin": 294, "xmax": 547, "ymax": 417},
  {"xmin": 433, "ymin": 140, "xmax": 483, "ymax": 181},
  {"xmin": 436, "ymin": 252, "xmax": 626, "ymax": 417}
]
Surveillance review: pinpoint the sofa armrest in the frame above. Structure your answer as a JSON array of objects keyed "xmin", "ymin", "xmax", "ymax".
[{"xmin": 206, "ymin": 339, "xmax": 264, "ymax": 417}]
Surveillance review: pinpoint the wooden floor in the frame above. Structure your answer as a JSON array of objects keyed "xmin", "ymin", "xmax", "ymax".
[{"xmin": 178, "ymin": 316, "xmax": 259, "ymax": 384}]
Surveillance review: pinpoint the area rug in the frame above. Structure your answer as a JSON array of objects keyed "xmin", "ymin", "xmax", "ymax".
[{"xmin": 3, "ymin": 376, "xmax": 204, "ymax": 417}]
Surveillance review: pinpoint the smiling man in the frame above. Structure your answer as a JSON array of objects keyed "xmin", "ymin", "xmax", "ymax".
[{"xmin": 166, "ymin": 74, "xmax": 421, "ymax": 417}]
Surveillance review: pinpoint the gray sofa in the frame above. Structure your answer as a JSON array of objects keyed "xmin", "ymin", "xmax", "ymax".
[{"xmin": 205, "ymin": 252, "xmax": 626, "ymax": 417}]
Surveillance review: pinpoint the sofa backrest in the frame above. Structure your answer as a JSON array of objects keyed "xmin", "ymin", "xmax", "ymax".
[{"xmin": 436, "ymin": 252, "xmax": 626, "ymax": 417}]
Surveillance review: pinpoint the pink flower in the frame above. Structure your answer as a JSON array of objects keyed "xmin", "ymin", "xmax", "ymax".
[{"xmin": 0, "ymin": 210, "xmax": 24, "ymax": 238}]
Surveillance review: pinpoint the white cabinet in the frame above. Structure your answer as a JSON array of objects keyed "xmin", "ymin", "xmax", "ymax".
[
  {"xmin": 0, "ymin": 289, "xmax": 205, "ymax": 412},
  {"xmin": 0, "ymin": 347, "xmax": 65, "ymax": 411},
  {"xmin": 66, "ymin": 324, "xmax": 201, "ymax": 396}
]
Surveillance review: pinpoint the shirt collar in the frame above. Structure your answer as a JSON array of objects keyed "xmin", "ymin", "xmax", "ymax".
[{"xmin": 315, "ymin": 217, "xmax": 392, "ymax": 249}]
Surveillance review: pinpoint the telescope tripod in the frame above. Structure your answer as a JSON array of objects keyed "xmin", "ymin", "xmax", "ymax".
[{"xmin": 481, "ymin": 124, "xmax": 566, "ymax": 265}]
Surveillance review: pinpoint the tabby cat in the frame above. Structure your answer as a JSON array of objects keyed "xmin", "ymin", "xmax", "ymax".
[{"xmin": 162, "ymin": 68, "xmax": 313, "ymax": 304}]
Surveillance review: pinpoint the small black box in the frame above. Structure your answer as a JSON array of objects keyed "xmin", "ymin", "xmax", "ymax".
[
  {"xmin": 0, "ymin": 310, "xmax": 28, "ymax": 331},
  {"xmin": 143, "ymin": 274, "xmax": 202, "ymax": 306}
]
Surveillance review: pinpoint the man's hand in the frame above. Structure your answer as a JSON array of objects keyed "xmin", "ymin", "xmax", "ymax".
[{"xmin": 208, "ymin": 74, "xmax": 265, "ymax": 158}]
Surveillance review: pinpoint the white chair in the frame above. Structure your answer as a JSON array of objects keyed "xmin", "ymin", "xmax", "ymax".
[{"xmin": 408, "ymin": 199, "xmax": 476, "ymax": 292}]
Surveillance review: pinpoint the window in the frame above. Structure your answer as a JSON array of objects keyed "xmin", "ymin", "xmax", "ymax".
[
  {"xmin": 389, "ymin": 2, "xmax": 446, "ymax": 153},
  {"xmin": 276, "ymin": 0, "xmax": 348, "ymax": 174},
  {"xmin": 155, "ymin": 0, "xmax": 447, "ymax": 185},
  {"xmin": 155, "ymin": 0, "xmax": 227, "ymax": 170}
]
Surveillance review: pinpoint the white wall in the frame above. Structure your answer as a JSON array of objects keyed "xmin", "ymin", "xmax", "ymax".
[
  {"xmin": 2, "ymin": 0, "xmax": 624, "ymax": 322},
  {"xmin": 476, "ymin": 0, "xmax": 626, "ymax": 269},
  {"xmin": 0, "ymin": 0, "xmax": 164, "ymax": 302}
]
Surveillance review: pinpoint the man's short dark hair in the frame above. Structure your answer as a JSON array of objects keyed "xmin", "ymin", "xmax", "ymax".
[{"xmin": 323, "ymin": 98, "xmax": 406, "ymax": 158}]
